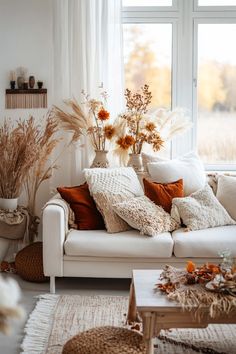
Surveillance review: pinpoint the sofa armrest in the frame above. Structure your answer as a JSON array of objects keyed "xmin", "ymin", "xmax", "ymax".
[{"xmin": 42, "ymin": 198, "xmax": 69, "ymax": 277}]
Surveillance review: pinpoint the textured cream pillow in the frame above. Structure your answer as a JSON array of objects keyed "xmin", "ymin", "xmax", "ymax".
[
  {"xmin": 147, "ymin": 152, "xmax": 206, "ymax": 196},
  {"xmin": 216, "ymin": 175, "xmax": 236, "ymax": 221},
  {"xmin": 171, "ymin": 184, "xmax": 236, "ymax": 231},
  {"xmin": 84, "ymin": 167, "xmax": 144, "ymax": 233},
  {"xmin": 113, "ymin": 196, "xmax": 179, "ymax": 237}
]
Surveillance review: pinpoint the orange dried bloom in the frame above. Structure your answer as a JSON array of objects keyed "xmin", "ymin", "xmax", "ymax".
[
  {"xmin": 104, "ymin": 125, "xmax": 115, "ymax": 140},
  {"xmin": 117, "ymin": 135, "xmax": 135, "ymax": 150},
  {"xmin": 186, "ymin": 261, "xmax": 196, "ymax": 273},
  {"xmin": 145, "ymin": 122, "xmax": 156, "ymax": 132},
  {"xmin": 208, "ymin": 263, "xmax": 220, "ymax": 274},
  {"xmin": 98, "ymin": 108, "xmax": 110, "ymax": 121}
]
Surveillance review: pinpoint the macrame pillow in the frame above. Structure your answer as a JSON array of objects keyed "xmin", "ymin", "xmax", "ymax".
[
  {"xmin": 112, "ymin": 196, "xmax": 179, "ymax": 237},
  {"xmin": 171, "ymin": 184, "xmax": 236, "ymax": 231},
  {"xmin": 84, "ymin": 167, "xmax": 144, "ymax": 233}
]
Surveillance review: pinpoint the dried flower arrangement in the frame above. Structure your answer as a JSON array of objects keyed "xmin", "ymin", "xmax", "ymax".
[
  {"xmin": 24, "ymin": 113, "xmax": 60, "ymax": 241},
  {"xmin": 114, "ymin": 84, "xmax": 191, "ymax": 164},
  {"xmin": 0, "ymin": 118, "xmax": 39, "ymax": 198},
  {"xmin": 115, "ymin": 85, "xmax": 164, "ymax": 158},
  {"xmin": 53, "ymin": 90, "xmax": 116, "ymax": 152},
  {"xmin": 0, "ymin": 114, "xmax": 60, "ymax": 242}
]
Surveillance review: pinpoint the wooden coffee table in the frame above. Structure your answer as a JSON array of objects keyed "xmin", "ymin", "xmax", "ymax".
[{"xmin": 127, "ymin": 269, "xmax": 236, "ymax": 354}]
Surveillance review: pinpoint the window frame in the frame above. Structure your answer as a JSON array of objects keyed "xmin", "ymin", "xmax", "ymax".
[
  {"xmin": 122, "ymin": 0, "xmax": 178, "ymax": 12},
  {"xmin": 194, "ymin": 0, "xmax": 236, "ymax": 12}
]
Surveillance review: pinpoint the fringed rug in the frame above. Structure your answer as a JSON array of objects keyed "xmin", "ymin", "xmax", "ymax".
[{"xmin": 21, "ymin": 294, "xmax": 236, "ymax": 354}]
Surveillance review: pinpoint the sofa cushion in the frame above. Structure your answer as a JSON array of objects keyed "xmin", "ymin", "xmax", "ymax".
[
  {"xmin": 57, "ymin": 183, "xmax": 105, "ymax": 230},
  {"xmin": 84, "ymin": 167, "xmax": 144, "ymax": 233},
  {"xmin": 216, "ymin": 175, "xmax": 236, "ymax": 221},
  {"xmin": 143, "ymin": 178, "xmax": 184, "ymax": 213},
  {"xmin": 64, "ymin": 229, "xmax": 174, "ymax": 258},
  {"xmin": 147, "ymin": 151, "xmax": 206, "ymax": 196},
  {"xmin": 172, "ymin": 225, "xmax": 236, "ymax": 258}
]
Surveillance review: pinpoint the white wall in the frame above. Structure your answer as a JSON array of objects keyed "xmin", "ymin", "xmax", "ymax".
[{"xmin": 0, "ymin": 0, "xmax": 53, "ymax": 216}]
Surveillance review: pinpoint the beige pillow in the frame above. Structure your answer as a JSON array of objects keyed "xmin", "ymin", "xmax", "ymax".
[
  {"xmin": 216, "ymin": 175, "xmax": 236, "ymax": 221},
  {"xmin": 171, "ymin": 184, "xmax": 236, "ymax": 231},
  {"xmin": 84, "ymin": 167, "xmax": 144, "ymax": 233},
  {"xmin": 113, "ymin": 196, "xmax": 179, "ymax": 237}
]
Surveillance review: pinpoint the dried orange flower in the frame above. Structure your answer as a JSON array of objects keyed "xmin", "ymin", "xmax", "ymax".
[
  {"xmin": 186, "ymin": 261, "xmax": 196, "ymax": 273},
  {"xmin": 117, "ymin": 135, "xmax": 135, "ymax": 150},
  {"xmin": 145, "ymin": 122, "xmax": 156, "ymax": 132},
  {"xmin": 98, "ymin": 108, "xmax": 110, "ymax": 121},
  {"xmin": 104, "ymin": 125, "xmax": 115, "ymax": 140}
]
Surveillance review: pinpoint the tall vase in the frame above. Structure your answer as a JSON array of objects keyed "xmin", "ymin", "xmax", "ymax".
[
  {"xmin": 90, "ymin": 150, "xmax": 109, "ymax": 168},
  {"xmin": 127, "ymin": 153, "xmax": 143, "ymax": 172}
]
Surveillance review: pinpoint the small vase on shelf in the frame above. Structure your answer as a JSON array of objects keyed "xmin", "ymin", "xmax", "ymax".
[
  {"xmin": 127, "ymin": 153, "xmax": 143, "ymax": 172},
  {"xmin": 29, "ymin": 75, "xmax": 35, "ymax": 89},
  {"xmin": 90, "ymin": 150, "xmax": 109, "ymax": 168}
]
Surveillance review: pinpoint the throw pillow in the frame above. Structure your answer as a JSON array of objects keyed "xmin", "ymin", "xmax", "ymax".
[
  {"xmin": 141, "ymin": 152, "xmax": 166, "ymax": 171},
  {"xmin": 84, "ymin": 167, "xmax": 144, "ymax": 233},
  {"xmin": 143, "ymin": 178, "xmax": 184, "ymax": 213},
  {"xmin": 216, "ymin": 175, "xmax": 236, "ymax": 221},
  {"xmin": 171, "ymin": 184, "xmax": 236, "ymax": 231},
  {"xmin": 146, "ymin": 151, "xmax": 206, "ymax": 196},
  {"xmin": 112, "ymin": 196, "xmax": 179, "ymax": 237},
  {"xmin": 57, "ymin": 183, "xmax": 105, "ymax": 230}
]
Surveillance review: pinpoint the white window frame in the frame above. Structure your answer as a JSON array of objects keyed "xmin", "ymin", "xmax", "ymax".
[{"xmin": 122, "ymin": 0, "xmax": 236, "ymax": 170}]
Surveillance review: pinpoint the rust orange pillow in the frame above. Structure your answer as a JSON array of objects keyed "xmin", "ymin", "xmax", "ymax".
[
  {"xmin": 143, "ymin": 178, "xmax": 184, "ymax": 213},
  {"xmin": 57, "ymin": 183, "xmax": 105, "ymax": 230}
]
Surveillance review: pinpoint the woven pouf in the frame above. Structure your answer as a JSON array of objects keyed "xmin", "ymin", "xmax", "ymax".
[
  {"xmin": 62, "ymin": 326, "xmax": 146, "ymax": 354},
  {"xmin": 15, "ymin": 242, "xmax": 48, "ymax": 282}
]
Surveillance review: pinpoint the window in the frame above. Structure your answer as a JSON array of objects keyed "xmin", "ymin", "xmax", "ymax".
[
  {"xmin": 123, "ymin": 0, "xmax": 236, "ymax": 168},
  {"xmin": 197, "ymin": 23, "xmax": 236, "ymax": 165},
  {"xmin": 123, "ymin": 23, "xmax": 172, "ymax": 110}
]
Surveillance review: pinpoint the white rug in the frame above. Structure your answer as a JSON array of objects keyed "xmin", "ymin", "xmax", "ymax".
[{"xmin": 21, "ymin": 294, "xmax": 236, "ymax": 354}]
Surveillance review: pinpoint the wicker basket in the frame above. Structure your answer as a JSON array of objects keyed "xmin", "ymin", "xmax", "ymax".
[
  {"xmin": 15, "ymin": 242, "xmax": 48, "ymax": 282},
  {"xmin": 62, "ymin": 326, "xmax": 145, "ymax": 354}
]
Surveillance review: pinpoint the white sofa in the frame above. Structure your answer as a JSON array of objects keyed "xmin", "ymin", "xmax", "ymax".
[{"xmin": 42, "ymin": 196, "xmax": 236, "ymax": 293}]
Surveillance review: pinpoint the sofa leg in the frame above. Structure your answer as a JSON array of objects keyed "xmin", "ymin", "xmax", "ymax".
[{"xmin": 50, "ymin": 276, "xmax": 56, "ymax": 294}]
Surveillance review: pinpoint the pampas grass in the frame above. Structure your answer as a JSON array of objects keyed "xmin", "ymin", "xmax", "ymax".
[{"xmin": 0, "ymin": 117, "xmax": 39, "ymax": 198}]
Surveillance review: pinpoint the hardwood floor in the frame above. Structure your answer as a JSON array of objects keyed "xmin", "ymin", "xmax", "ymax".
[{"xmin": 0, "ymin": 274, "xmax": 130, "ymax": 354}]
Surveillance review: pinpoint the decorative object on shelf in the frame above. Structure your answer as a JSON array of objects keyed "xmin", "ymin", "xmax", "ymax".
[
  {"xmin": 53, "ymin": 88, "xmax": 116, "ymax": 168},
  {"xmin": 37, "ymin": 80, "xmax": 43, "ymax": 89},
  {"xmin": 114, "ymin": 85, "xmax": 191, "ymax": 171},
  {"xmin": 28, "ymin": 75, "xmax": 35, "ymax": 89},
  {"xmin": 16, "ymin": 66, "xmax": 27, "ymax": 89},
  {"xmin": 9, "ymin": 70, "xmax": 16, "ymax": 90},
  {"xmin": 15, "ymin": 242, "xmax": 48, "ymax": 282},
  {"xmin": 0, "ymin": 275, "xmax": 24, "ymax": 334},
  {"xmin": 155, "ymin": 259, "xmax": 236, "ymax": 320},
  {"xmin": 5, "ymin": 88, "xmax": 47, "ymax": 109},
  {"xmin": 23, "ymin": 81, "xmax": 28, "ymax": 90},
  {"xmin": 0, "ymin": 198, "xmax": 18, "ymax": 211}
]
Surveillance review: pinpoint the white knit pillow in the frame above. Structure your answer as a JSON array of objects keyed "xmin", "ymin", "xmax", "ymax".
[
  {"xmin": 113, "ymin": 196, "xmax": 179, "ymax": 237},
  {"xmin": 84, "ymin": 167, "xmax": 144, "ymax": 233},
  {"xmin": 171, "ymin": 184, "xmax": 236, "ymax": 231}
]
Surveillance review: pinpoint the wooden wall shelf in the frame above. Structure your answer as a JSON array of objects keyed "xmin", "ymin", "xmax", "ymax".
[{"xmin": 5, "ymin": 89, "xmax": 47, "ymax": 109}]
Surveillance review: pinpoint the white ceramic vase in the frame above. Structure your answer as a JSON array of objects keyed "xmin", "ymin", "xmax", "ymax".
[
  {"xmin": 127, "ymin": 153, "xmax": 143, "ymax": 172},
  {"xmin": 90, "ymin": 150, "xmax": 109, "ymax": 168},
  {"xmin": 0, "ymin": 197, "xmax": 18, "ymax": 211}
]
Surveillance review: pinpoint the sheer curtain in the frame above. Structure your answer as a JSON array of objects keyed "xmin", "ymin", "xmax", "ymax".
[{"xmin": 51, "ymin": 0, "xmax": 124, "ymax": 187}]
